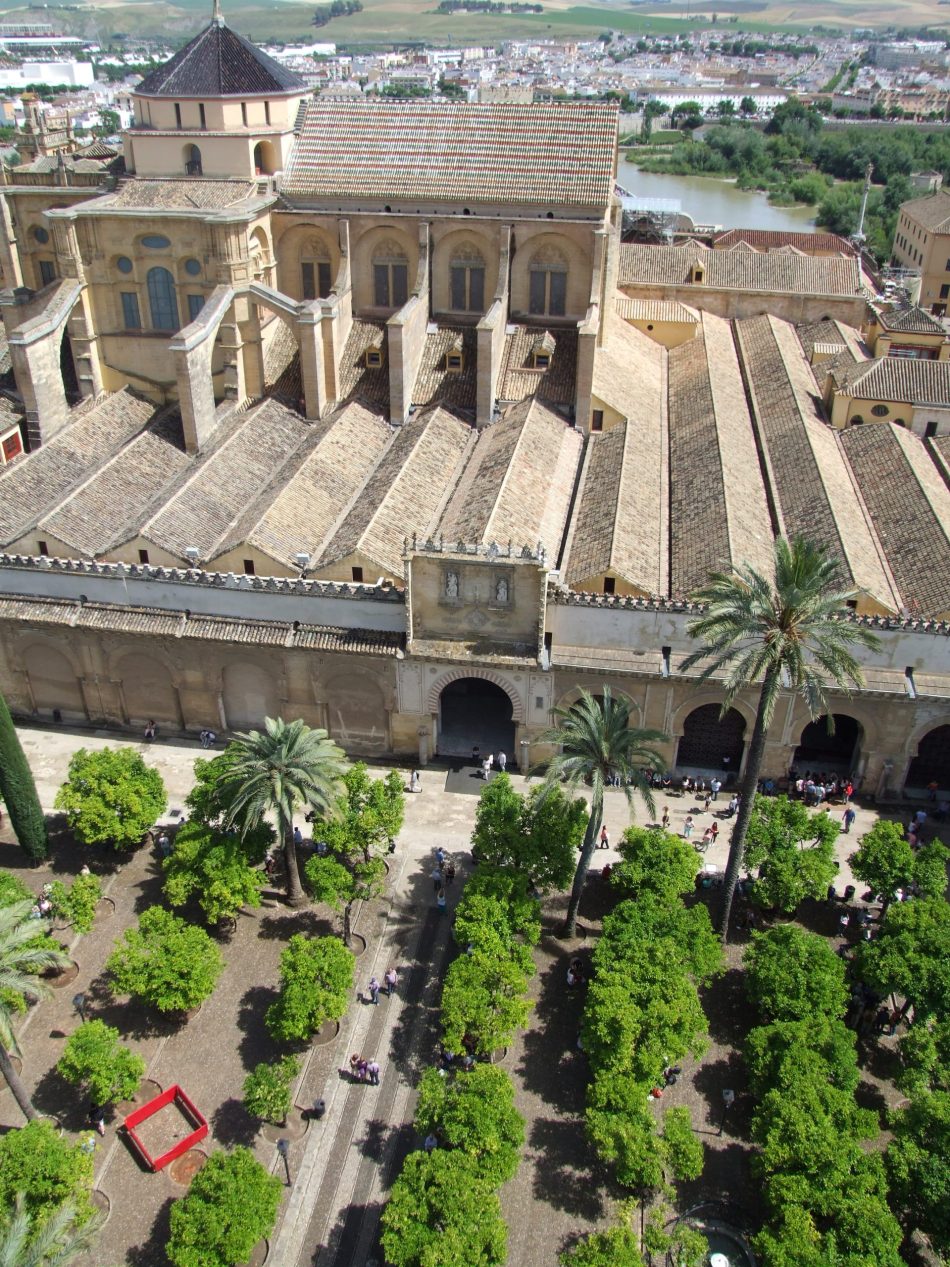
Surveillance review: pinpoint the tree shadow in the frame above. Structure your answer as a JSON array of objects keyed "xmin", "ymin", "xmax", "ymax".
[
  {"xmin": 236, "ymin": 984, "xmax": 282, "ymax": 1071},
  {"xmin": 699, "ymin": 967, "xmax": 749, "ymax": 1045},
  {"xmin": 691, "ymin": 1052, "xmax": 751, "ymax": 1139},
  {"xmin": 125, "ymin": 1194, "xmax": 175, "ymax": 1267},
  {"xmin": 256, "ymin": 910, "xmax": 336, "ymax": 941},
  {"xmin": 30, "ymin": 1064, "xmax": 89, "ymax": 1130},
  {"xmin": 352, "ymin": 1116, "xmax": 414, "ymax": 1168},
  {"xmin": 516, "ymin": 959, "xmax": 589, "ymax": 1115},
  {"xmin": 528, "ymin": 1116, "xmax": 608, "ymax": 1221},
  {"xmin": 313, "ymin": 1197, "xmax": 386, "ymax": 1267},
  {"xmin": 676, "ymin": 1140, "xmax": 756, "ymax": 1212},
  {"xmin": 211, "ymin": 1096, "xmax": 259, "ymax": 1148},
  {"xmin": 82, "ymin": 972, "xmax": 175, "ymax": 1042}
]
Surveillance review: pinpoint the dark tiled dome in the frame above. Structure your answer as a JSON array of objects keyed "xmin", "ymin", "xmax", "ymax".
[{"xmin": 135, "ymin": 15, "xmax": 305, "ymax": 99}]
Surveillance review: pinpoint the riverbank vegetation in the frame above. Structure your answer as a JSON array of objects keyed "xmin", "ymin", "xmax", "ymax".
[{"xmin": 629, "ymin": 102, "xmax": 950, "ymax": 259}]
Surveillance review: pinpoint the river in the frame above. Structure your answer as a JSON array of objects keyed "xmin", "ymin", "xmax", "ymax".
[{"xmin": 616, "ymin": 155, "xmax": 819, "ymax": 235}]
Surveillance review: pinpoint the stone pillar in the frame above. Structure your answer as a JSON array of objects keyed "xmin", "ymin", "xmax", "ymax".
[
  {"xmin": 575, "ymin": 311, "xmax": 598, "ymax": 431},
  {"xmin": 298, "ymin": 307, "xmax": 326, "ymax": 420},
  {"xmin": 387, "ymin": 224, "xmax": 430, "ymax": 425},
  {"xmin": 3, "ymin": 283, "xmax": 72, "ymax": 448},
  {"xmin": 0, "ymin": 194, "xmax": 22, "ymax": 290},
  {"xmin": 65, "ymin": 288, "xmax": 103, "ymax": 401},
  {"xmin": 174, "ymin": 335, "xmax": 217, "ymax": 456}
]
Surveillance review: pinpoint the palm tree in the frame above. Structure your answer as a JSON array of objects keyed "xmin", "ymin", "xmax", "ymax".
[
  {"xmin": 0, "ymin": 1195, "xmax": 102, "ymax": 1267},
  {"xmin": 534, "ymin": 688, "xmax": 667, "ymax": 937},
  {"xmin": 221, "ymin": 718, "xmax": 348, "ymax": 908},
  {"xmin": 0, "ymin": 900, "xmax": 70, "ymax": 1122},
  {"xmin": 684, "ymin": 536, "xmax": 881, "ymax": 942}
]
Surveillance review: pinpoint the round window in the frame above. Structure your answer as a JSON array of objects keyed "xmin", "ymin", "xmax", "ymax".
[
  {"xmin": 141, "ymin": 234, "xmax": 171, "ymax": 249},
  {"xmin": 116, "ymin": 256, "xmax": 133, "ymax": 274},
  {"xmin": 184, "ymin": 258, "xmax": 201, "ymax": 276},
  {"xmin": 33, "ymin": 226, "xmax": 49, "ymax": 244},
  {"xmin": 870, "ymin": 404, "xmax": 889, "ymax": 417}
]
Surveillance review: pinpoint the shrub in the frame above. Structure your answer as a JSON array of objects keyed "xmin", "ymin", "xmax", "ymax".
[
  {"xmin": 243, "ymin": 1055, "xmax": 300, "ymax": 1125},
  {"xmin": 55, "ymin": 747, "xmax": 167, "ymax": 850},
  {"xmin": 49, "ymin": 873, "xmax": 102, "ymax": 934},
  {"xmin": 266, "ymin": 935, "xmax": 354, "ymax": 1043},
  {"xmin": 746, "ymin": 924, "xmax": 847, "ymax": 1022},
  {"xmin": 0, "ymin": 691, "xmax": 47, "ymax": 860},
  {"xmin": 414, "ymin": 1065, "xmax": 524, "ymax": 1187},
  {"xmin": 107, "ymin": 906, "xmax": 223, "ymax": 1013},
  {"xmin": 163, "ymin": 821, "xmax": 265, "ymax": 925},
  {"xmin": 57, "ymin": 1019, "xmax": 145, "ymax": 1105},
  {"xmin": 166, "ymin": 1147, "xmax": 281, "ymax": 1267},
  {"xmin": 0, "ymin": 1119, "xmax": 93, "ymax": 1225}
]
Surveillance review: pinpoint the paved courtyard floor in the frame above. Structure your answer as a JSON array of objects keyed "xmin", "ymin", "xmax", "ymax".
[{"xmin": 0, "ymin": 724, "xmax": 908, "ymax": 1266}]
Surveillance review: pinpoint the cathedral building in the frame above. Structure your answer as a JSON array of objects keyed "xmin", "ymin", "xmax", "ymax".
[{"xmin": 0, "ymin": 7, "xmax": 947, "ymax": 798}]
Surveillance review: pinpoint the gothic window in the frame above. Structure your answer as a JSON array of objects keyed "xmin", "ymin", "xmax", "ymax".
[
  {"xmin": 372, "ymin": 240, "xmax": 409, "ymax": 309},
  {"xmin": 121, "ymin": 291, "xmax": 141, "ymax": 329},
  {"xmin": 449, "ymin": 247, "xmax": 485, "ymax": 312},
  {"xmin": 528, "ymin": 247, "xmax": 567, "ymax": 317},
  {"xmin": 147, "ymin": 266, "xmax": 178, "ymax": 332},
  {"xmin": 185, "ymin": 144, "xmax": 202, "ymax": 177}
]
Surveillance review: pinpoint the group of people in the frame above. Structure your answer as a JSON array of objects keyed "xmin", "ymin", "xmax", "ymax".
[
  {"xmin": 366, "ymin": 967, "xmax": 399, "ymax": 1004},
  {"xmin": 430, "ymin": 847, "xmax": 456, "ymax": 913},
  {"xmin": 791, "ymin": 772, "xmax": 853, "ymax": 806},
  {"xmin": 347, "ymin": 1053, "xmax": 381, "ymax": 1085},
  {"xmin": 472, "ymin": 747, "xmax": 507, "ymax": 780},
  {"xmin": 566, "ymin": 957, "xmax": 586, "ymax": 989},
  {"xmin": 198, "ymin": 729, "xmax": 217, "ymax": 749}
]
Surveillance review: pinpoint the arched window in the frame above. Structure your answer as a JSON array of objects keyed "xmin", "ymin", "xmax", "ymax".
[
  {"xmin": 254, "ymin": 141, "xmax": 276, "ymax": 175},
  {"xmin": 372, "ymin": 239, "xmax": 409, "ymax": 309},
  {"xmin": 528, "ymin": 246, "xmax": 567, "ymax": 317},
  {"xmin": 300, "ymin": 236, "xmax": 332, "ymax": 300},
  {"xmin": 249, "ymin": 228, "xmax": 272, "ymax": 288},
  {"xmin": 147, "ymin": 266, "xmax": 178, "ymax": 332},
  {"xmin": 184, "ymin": 144, "xmax": 202, "ymax": 176},
  {"xmin": 449, "ymin": 245, "xmax": 485, "ymax": 312}
]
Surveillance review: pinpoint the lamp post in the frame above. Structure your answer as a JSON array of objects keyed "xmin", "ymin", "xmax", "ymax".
[
  {"xmin": 718, "ymin": 1087, "xmax": 735, "ymax": 1136},
  {"xmin": 276, "ymin": 1137, "xmax": 291, "ymax": 1185},
  {"xmin": 72, "ymin": 993, "xmax": 86, "ymax": 1023}
]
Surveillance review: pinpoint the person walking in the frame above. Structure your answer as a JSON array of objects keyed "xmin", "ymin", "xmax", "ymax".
[
  {"xmin": 710, "ymin": 777, "xmax": 721, "ymax": 802},
  {"xmin": 88, "ymin": 1102, "xmax": 106, "ymax": 1136},
  {"xmin": 437, "ymin": 887, "xmax": 447, "ymax": 914},
  {"xmin": 661, "ymin": 806, "xmax": 670, "ymax": 831},
  {"xmin": 710, "ymin": 822, "xmax": 719, "ymax": 846},
  {"xmin": 367, "ymin": 1059, "xmax": 380, "ymax": 1086},
  {"xmin": 431, "ymin": 865, "xmax": 443, "ymax": 892},
  {"xmin": 497, "ymin": 751, "xmax": 507, "ymax": 772},
  {"xmin": 842, "ymin": 804, "xmax": 856, "ymax": 834},
  {"xmin": 385, "ymin": 966, "xmax": 398, "ymax": 997},
  {"xmin": 683, "ymin": 815, "xmax": 694, "ymax": 839},
  {"xmin": 599, "ymin": 825, "xmax": 609, "ymax": 850},
  {"xmin": 368, "ymin": 976, "xmax": 380, "ymax": 1005}
]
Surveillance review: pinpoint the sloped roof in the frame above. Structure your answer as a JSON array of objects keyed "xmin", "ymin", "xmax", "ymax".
[
  {"xmin": 135, "ymin": 17, "xmax": 305, "ymax": 99},
  {"xmin": 619, "ymin": 242, "xmax": 861, "ymax": 297},
  {"xmin": 899, "ymin": 188, "xmax": 950, "ymax": 233},
  {"xmin": 498, "ymin": 326, "xmax": 577, "ymax": 407},
  {"xmin": 615, "ymin": 297, "xmax": 699, "ymax": 324},
  {"xmin": 876, "ymin": 305, "xmax": 946, "ymax": 336},
  {"xmin": 843, "ymin": 357, "xmax": 950, "ymax": 407},
  {"xmin": 283, "ymin": 99, "xmax": 617, "ymax": 211},
  {"xmin": 712, "ymin": 228, "xmax": 854, "ymax": 255},
  {"xmin": 105, "ymin": 179, "xmax": 258, "ymax": 210}
]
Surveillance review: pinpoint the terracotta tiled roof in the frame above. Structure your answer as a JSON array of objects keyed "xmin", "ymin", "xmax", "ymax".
[
  {"xmin": 0, "ymin": 596, "xmax": 403, "ymax": 655},
  {"xmin": 498, "ymin": 326, "xmax": 576, "ymax": 407},
  {"xmin": 0, "ymin": 390, "xmax": 158, "ymax": 547},
  {"xmin": 841, "ymin": 423, "xmax": 950, "ymax": 618},
  {"xmin": 734, "ymin": 314, "xmax": 899, "ymax": 614},
  {"xmin": 712, "ymin": 228, "xmax": 855, "ymax": 255},
  {"xmin": 106, "ymin": 179, "xmax": 258, "ymax": 210},
  {"xmin": 135, "ymin": 17, "xmax": 305, "ymax": 98},
  {"xmin": 619, "ymin": 242, "xmax": 862, "ymax": 296},
  {"xmin": 877, "ymin": 305, "xmax": 946, "ymax": 335},
  {"xmin": 412, "ymin": 327, "xmax": 478, "ymax": 412},
  {"xmin": 217, "ymin": 401, "xmax": 393, "ymax": 569},
  {"xmin": 592, "ymin": 317, "xmax": 663, "ymax": 424},
  {"xmin": 283, "ymin": 99, "xmax": 617, "ymax": 210},
  {"xmin": 843, "ymin": 357, "xmax": 950, "ymax": 407},
  {"xmin": 318, "ymin": 405, "xmax": 473, "ymax": 578},
  {"xmin": 899, "ymin": 189, "xmax": 950, "ymax": 233},
  {"xmin": 437, "ymin": 398, "xmax": 582, "ymax": 559},
  {"xmin": 336, "ymin": 321, "xmax": 389, "ymax": 407},
  {"xmin": 615, "ymin": 297, "xmax": 698, "ymax": 324},
  {"xmin": 667, "ymin": 313, "xmax": 774, "ymax": 595}
]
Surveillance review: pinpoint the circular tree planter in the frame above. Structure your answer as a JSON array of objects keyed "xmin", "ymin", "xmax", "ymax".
[
  {"xmin": 347, "ymin": 933, "xmax": 367, "ymax": 958},
  {"xmin": 168, "ymin": 1147, "xmax": 208, "ymax": 1186},
  {"xmin": 261, "ymin": 1109, "xmax": 309, "ymax": 1143},
  {"xmin": 117, "ymin": 1078, "xmax": 162, "ymax": 1116},
  {"xmin": 312, "ymin": 1018, "xmax": 340, "ymax": 1046},
  {"xmin": 489, "ymin": 1047, "xmax": 509, "ymax": 1065},
  {"xmin": 244, "ymin": 1238, "xmax": 269, "ymax": 1267},
  {"xmin": 48, "ymin": 960, "xmax": 80, "ymax": 989},
  {"xmin": 97, "ymin": 896, "xmax": 116, "ymax": 920},
  {"xmin": 91, "ymin": 1189, "xmax": 111, "ymax": 1226}
]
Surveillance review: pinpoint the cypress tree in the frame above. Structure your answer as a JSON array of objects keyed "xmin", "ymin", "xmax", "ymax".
[{"xmin": 0, "ymin": 692, "xmax": 47, "ymax": 860}]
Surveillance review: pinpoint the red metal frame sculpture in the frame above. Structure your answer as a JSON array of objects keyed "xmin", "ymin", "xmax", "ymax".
[{"xmin": 123, "ymin": 1084, "xmax": 208, "ymax": 1172}]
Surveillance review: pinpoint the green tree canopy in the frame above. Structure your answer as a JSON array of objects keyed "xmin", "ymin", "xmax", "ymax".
[
  {"xmin": 849, "ymin": 820, "xmax": 915, "ymax": 916},
  {"xmin": 611, "ymin": 826, "xmax": 701, "ymax": 904},
  {"xmin": 600, "ymin": 893, "xmax": 721, "ymax": 983},
  {"xmin": 54, "ymin": 748, "xmax": 167, "ymax": 850},
  {"xmin": 560, "ymin": 1222, "xmax": 644, "ymax": 1266},
  {"xmin": 166, "ymin": 1147, "xmax": 281, "ymax": 1267},
  {"xmin": 0, "ymin": 691, "xmax": 47, "ymax": 860},
  {"xmin": 414, "ymin": 1065, "xmax": 524, "ymax": 1187},
  {"xmin": 266, "ymin": 934, "xmax": 354, "ymax": 1044},
  {"xmin": 0, "ymin": 1121, "xmax": 93, "ymax": 1228},
  {"xmin": 163, "ymin": 820, "xmax": 266, "ymax": 925},
  {"xmin": 441, "ymin": 947, "xmax": 531, "ymax": 1058},
  {"xmin": 746, "ymin": 924, "xmax": 848, "ymax": 1023},
  {"xmin": 745, "ymin": 796, "xmax": 839, "ymax": 914},
  {"xmin": 185, "ymin": 748, "xmax": 275, "ymax": 855},
  {"xmin": 47, "ymin": 874, "xmax": 101, "ymax": 936},
  {"xmin": 746, "ymin": 1016, "xmax": 860, "ymax": 1099},
  {"xmin": 471, "ymin": 774, "xmax": 586, "ymax": 891},
  {"xmin": 56, "ymin": 1020, "xmax": 144, "ymax": 1106},
  {"xmin": 242, "ymin": 1054, "xmax": 299, "ymax": 1126},
  {"xmin": 106, "ymin": 906, "xmax": 223, "ymax": 1013},
  {"xmin": 380, "ymin": 1149, "xmax": 507, "ymax": 1267},
  {"xmin": 887, "ymin": 1090, "xmax": 950, "ymax": 1254},
  {"xmin": 453, "ymin": 868, "xmax": 541, "ymax": 949},
  {"xmin": 857, "ymin": 897, "xmax": 950, "ymax": 1022}
]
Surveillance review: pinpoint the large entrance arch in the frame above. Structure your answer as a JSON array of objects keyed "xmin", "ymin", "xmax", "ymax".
[
  {"xmin": 438, "ymin": 678, "xmax": 516, "ymax": 760},
  {"xmin": 793, "ymin": 714, "xmax": 862, "ymax": 775},
  {"xmin": 675, "ymin": 703, "xmax": 746, "ymax": 777},
  {"xmin": 905, "ymin": 724, "xmax": 950, "ymax": 794}
]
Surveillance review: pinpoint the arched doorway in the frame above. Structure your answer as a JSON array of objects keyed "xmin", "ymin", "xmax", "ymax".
[
  {"xmin": 793, "ymin": 714, "xmax": 861, "ymax": 775},
  {"xmin": 438, "ymin": 678, "xmax": 515, "ymax": 760},
  {"xmin": 676, "ymin": 704, "xmax": 746, "ymax": 779},
  {"xmin": 906, "ymin": 725, "xmax": 950, "ymax": 794},
  {"xmin": 184, "ymin": 143, "xmax": 202, "ymax": 176},
  {"xmin": 254, "ymin": 141, "xmax": 276, "ymax": 175}
]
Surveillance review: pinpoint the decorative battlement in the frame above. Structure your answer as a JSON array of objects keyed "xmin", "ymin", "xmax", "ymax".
[
  {"xmin": 0, "ymin": 553, "xmax": 405, "ymax": 604},
  {"xmin": 548, "ymin": 583, "xmax": 950, "ymax": 635},
  {"xmin": 403, "ymin": 537, "xmax": 547, "ymax": 565}
]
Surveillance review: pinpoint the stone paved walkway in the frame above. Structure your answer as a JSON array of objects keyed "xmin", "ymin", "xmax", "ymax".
[{"xmin": 1, "ymin": 724, "xmax": 900, "ymax": 1267}]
